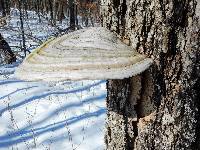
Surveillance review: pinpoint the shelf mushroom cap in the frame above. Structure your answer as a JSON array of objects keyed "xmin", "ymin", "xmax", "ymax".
[{"xmin": 15, "ymin": 27, "xmax": 153, "ymax": 82}]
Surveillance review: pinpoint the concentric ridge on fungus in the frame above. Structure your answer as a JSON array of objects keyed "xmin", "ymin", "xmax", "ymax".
[{"xmin": 15, "ymin": 27, "xmax": 153, "ymax": 82}]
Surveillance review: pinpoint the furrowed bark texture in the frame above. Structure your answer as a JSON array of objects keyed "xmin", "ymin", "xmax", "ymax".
[
  {"xmin": 101, "ymin": 0, "xmax": 200, "ymax": 149},
  {"xmin": 106, "ymin": 79, "xmax": 136, "ymax": 150}
]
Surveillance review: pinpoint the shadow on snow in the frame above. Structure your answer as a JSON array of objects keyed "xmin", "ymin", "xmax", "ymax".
[
  {"xmin": 0, "ymin": 108, "xmax": 106, "ymax": 148},
  {"xmin": 0, "ymin": 93, "xmax": 106, "ymax": 142},
  {"xmin": 0, "ymin": 86, "xmax": 38, "ymax": 100},
  {"xmin": 0, "ymin": 80, "xmax": 106, "ymax": 116}
]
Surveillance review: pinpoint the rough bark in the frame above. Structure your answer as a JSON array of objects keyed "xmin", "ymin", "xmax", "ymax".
[
  {"xmin": 106, "ymin": 79, "xmax": 135, "ymax": 150},
  {"xmin": 101, "ymin": 0, "xmax": 200, "ymax": 149}
]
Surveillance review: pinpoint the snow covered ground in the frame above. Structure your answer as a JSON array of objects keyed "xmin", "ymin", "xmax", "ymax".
[{"xmin": 0, "ymin": 9, "xmax": 106, "ymax": 150}]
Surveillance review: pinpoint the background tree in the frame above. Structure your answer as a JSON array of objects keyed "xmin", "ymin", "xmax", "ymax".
[
  {"xmin": 0, "ymin": 0, "xmax": 10, "ymax": 17},
  {"xmin": 101, "ymin": 0, "xmax": 200, "ymax": 149},
  {"xmin": 0, "ymin": 0, "xmax": 6, "ymax": 17},
  {"xmin": 69, "ymin": 0, "xmax": 75, "ymax": 30},
  {"xmin": 0, "ymin": 33, "xmax": 16, "ymax": 64},
  {"xmin": 18, "ymin": 0, "xmax": 27, "ymax": 56}
]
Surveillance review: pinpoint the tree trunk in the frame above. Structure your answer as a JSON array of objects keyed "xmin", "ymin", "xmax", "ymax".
[
  {"xmin": 69, "ymin": 0, "xmax": 75, "ymax": 30},
  {"xmin": 53, "ymin": 0, "xmax": 58, "ymax": 25},
  {"xmin": 18, "ymin": 0, "xmax": 27, "ymax": 56},
  {"xmin": 0, "ymin": 0, "xmax": 6, "ymax": 17},
  {"xmin": 101, "ymin": 0, "xmax": 200, "ymax": 149},
  {"xmin": 0, "ymin": 34, "xmax": 16, "ymax": 64},
  {"xmin": 48, "ymin": 0, "xmax": 54, "ymax": 25}
]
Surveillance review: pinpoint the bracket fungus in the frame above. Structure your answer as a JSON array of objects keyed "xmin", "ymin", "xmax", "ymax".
[{"xmin": 15, "ymin": 27, "xmax": 153, "ymax": 82}]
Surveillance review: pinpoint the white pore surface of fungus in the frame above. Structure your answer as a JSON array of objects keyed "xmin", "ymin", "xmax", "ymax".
[{"xmin": 15, "ymin": 27, "xmax": 153, "ymax": 82}]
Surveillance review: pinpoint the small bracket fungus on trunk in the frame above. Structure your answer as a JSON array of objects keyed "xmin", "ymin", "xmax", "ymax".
[{"xmin": 15, "ymin": 27, "xmax": 153, "ymax": 81}]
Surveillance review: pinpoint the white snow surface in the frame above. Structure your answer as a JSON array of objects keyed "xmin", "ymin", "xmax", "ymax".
[
  {"xmin": 0, "ymin": 9, "xmax": 106, "ymax": 150},
  {"xmin": 0, "ymin": 63, "xmax": 107, "ymax": 150}
]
